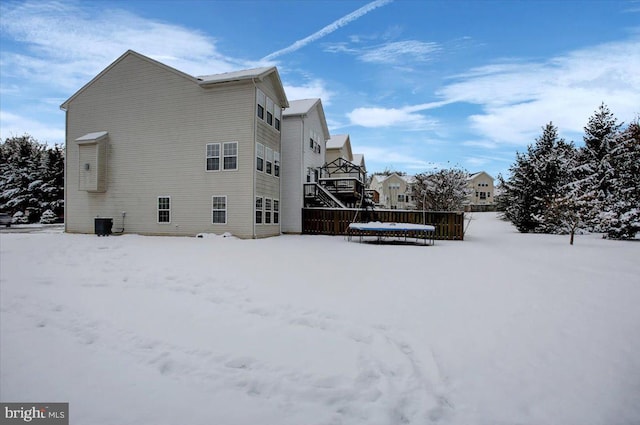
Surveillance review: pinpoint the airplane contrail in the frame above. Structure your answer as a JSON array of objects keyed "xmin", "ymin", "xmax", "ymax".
[{"xmin": 261, "ymin": 0, "xmax": 393, "ymax": 61}]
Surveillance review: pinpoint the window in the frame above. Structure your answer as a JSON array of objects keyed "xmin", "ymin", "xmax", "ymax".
[
  {"xmin": 398, "ymin": 194, "xmax": 405, "ymax": 202},
  {"xmin": 273, "ymin": 200, "xmax": 279, "ymax": 224},
  {"xmin": 274, "ymin": 107, "xmax": 281, "ymax": 131},
  {"xmin": 223, "ymin": 142, "xmax": 237, "ymax": 170},
  {"xmin": 212, "ymin": 196, "xmax": 227, "ymax": 224},
  {"xmin": 274, "ymin": 151, "xmax": 280, "ymax": 177},
  {"xmin": 206, "ymin": 143, "xmax": 220, "ymax": 171},
  {"xmin": 255, "ymin": 197, "xmax": 263, "ymax": 224},
  {"xmin": 257, "ymin": 89, "xmax": 265, "ymax": 120},
  {"xmin": 266, "ymin": 97, "xmax": 274, "ymax": 126},
  {"xmin": 266, "ymin": 147, "xmax": 273, "ymax": 174},
  {"xmin": 309, "ymin": 138, "xmax": 314, "ymax": 149},
  {"xmin": 265, "ymin": 198, "xmax": 272, "ymax": 224},
  {"xmin": 256, "ymin": 143, "xmax": 264, "ymax": 172},
  {"xmin": 158, "ymin": 196, "xmax": 171, "ymax": 223}
]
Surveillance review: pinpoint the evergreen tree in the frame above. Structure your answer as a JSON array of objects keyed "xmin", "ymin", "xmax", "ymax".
[
  {"xmin": 412, "ymin": 168, "xmax": 470, "ymax": 211},
  {"xmin": 0, "ymin": 135, "xmax": 64, "ymax": 223},
  {"xmin": 500, "ymin": 150, "xmax": 538, "ymax": 232},
  {"xmin": 603, "ymin": 120, "xmax": 640, "ymax": 239},
  {"xmin": 576, "ymin": 103, "xmax": 622, "ymax": 230},
  {"xmin": 501, "ymin": 123, "xmax": 577, "ymax": 233}
]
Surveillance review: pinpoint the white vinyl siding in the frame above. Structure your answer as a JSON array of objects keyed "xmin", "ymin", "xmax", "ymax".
[{"xmin": 64, "ymin": 53, "xmax": 259, "ymax": 237}]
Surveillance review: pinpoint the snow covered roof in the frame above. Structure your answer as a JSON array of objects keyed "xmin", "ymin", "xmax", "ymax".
[
  {"xmin": 75, "ymin": 131, "xmax": 108, "ymax": 143},
  {"xmin": 467, "ymin": 171, "xmax": 494, "ymax": 181},
  {"xmin": 197, "ymin": 67, "xmax": 274, "ymax": 84},
  {"xmin": 283, "ymin": 99, "xmax": 320, "ymax": 116},
  {"xmin": 61, "ymin": 50, "xmax": 288, "ymax": 110},
  {"xmin": 326, "ymin": 134, "xmax": 349, "ymax": 149}
]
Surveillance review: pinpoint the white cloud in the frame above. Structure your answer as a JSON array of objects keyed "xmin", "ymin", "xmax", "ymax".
[
  {"xmin": 0, "ymin": 110, "xmax": 65, "ymax": 144},
  {"xmin": 348, "ymin": 107, "xmax": 436, "ymax": 130},
  {"xmin": 261, "ymin": 0, "xmax": 393, "ymax": 61},
  {"xmin": 347, "ymin": 100, "xmax": 450, "ymax": 129},
  {"xmin": 359, "ymin": 145, "xmax": 437, "ymax": 170},
  {"xmin": 438, "ymin": 36, "xmax": 640, "ymax": 145},
  {"xmin": 0, "ymin": 1, "xmax": 245, "ymax": 91},
  {"xmin": 358, "ymin": 40, "xmax": 440, "ymax": 64},
  {"xmin": 284, "ymin": 80, "xmax": 334, "ymax": 105}
]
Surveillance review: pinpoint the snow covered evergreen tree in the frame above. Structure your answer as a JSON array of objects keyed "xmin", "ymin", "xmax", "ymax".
[
  {"xmin": 603, "ymin": 120, "xmax": 640, "ymax": 239},
  {"xmin": 412, "ymin": 168, "xmax": 470, "ymax": 211},
  {"xmin": 575, "ymin": 103, "xmax": 623, "ymax": 231},
  {"xmin": 501, "ymin": 123, "xmax": 577, "ymax": 233},
  {"xmin": 500, "ymin": 150, "xmax": 538, "ymax": 232},
  {"xmin": 0, "ymin": 135, "xmax": 64, "ymax": 223}
]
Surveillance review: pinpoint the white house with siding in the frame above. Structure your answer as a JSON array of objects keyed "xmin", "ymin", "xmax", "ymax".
[
  {"xmin": 281, "ymin": 98, "xmax": 330, "ymax": 233},
  {"xmin": 61, "ymin": 50, "xmax": 288, "ymax": 238},
  {"xmin": 466, "ymin": 171, "xmax": 495, "ymax": 207},
  {"xmin": 369, "ymin": 173, "xmax": 416, "ymax": 209}
]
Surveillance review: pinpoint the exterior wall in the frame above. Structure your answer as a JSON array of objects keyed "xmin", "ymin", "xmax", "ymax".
[
  {"xmin": 280, "ymin": 117, "xmax": 303, "ymax": 233},
  {"xmin": 467, "ymin": 172, "xmax": 495, "ymax": 206},
  {"xmin": 280, "ymin": 105, "xmax": 327, "ymax": 233},
  {"xmin": 325, "ymin": 146, "xmax": 348, "ymax": 165},
  {"xmin": 254, "ymin": 118, "xmax": 282, "ymax": 238},
  {"xmin": 65, "ymin": 53, "xmax": 264, "ymax": 238}
]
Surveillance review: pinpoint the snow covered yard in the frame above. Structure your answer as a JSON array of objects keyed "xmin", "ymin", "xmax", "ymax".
[{"xmin": 1, "ymin": 213, "xmax": 639, "ymax": 425}]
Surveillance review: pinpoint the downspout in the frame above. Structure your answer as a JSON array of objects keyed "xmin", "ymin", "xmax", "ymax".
[
  {"xmin": 252, "ymin": 78, "xmax": 258, "ymax": 238},
  {"xmin": 60, "ymin": 104, "xmax": 68, "ymax": 234},
  {"xmin": 300, "ymin": 116, "xmax": 305, "ymax": 233}
]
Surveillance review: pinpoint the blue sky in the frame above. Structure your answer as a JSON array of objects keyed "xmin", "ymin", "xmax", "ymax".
[{"xmin": 1, "ymin": 0, "xmax": 639, "ymax": 178}]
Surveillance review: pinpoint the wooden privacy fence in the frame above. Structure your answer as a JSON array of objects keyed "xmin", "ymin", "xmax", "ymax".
[{"xmin": 302, "ymin": 208, "xmax": 465, "ymax": 240}]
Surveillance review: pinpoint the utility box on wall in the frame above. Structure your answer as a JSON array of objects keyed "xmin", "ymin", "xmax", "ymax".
[{"xmin": 76, "ymin": 131, "xmax": 109, "ymax": 192}]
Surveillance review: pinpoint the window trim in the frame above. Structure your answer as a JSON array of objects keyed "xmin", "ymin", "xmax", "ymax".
[
  {"xmin": 273, "ymin": 199, "xmax": 279, "ymax": 224},
  {"xmin": 255, "ymin": 196, "xmax": 263, "ymax": 225},
  {"xmin": 265, "ymin": 147, "xmax": 273, "ymax": 175},
  {"xmin": 205, "ymin": 143, "xmax": 221, "ymax": 172},
  {"xmin": 212, "ymin": 195, "xmax": 227, "ymax": 225},
  {"xmin": 256, "ymin": 142, "xmax": 265, "ymax": 173},
  {"xmin": 257, "ymin": 89, "xmax": 266, "ymax": 120},
  {"xmin": 265, "ymin": 197, "xmax": 272, "ymax": 224},
  {"xmin": 266, "ymin": 97, "xmax": 274, "ymax": 126},
  {"xmin": 222, "ymin": 141, "xmax": 238, "ymax": 171},
  {"xmin": 157, "ymin": 196, "xmax": 171, "ymax": 224}
]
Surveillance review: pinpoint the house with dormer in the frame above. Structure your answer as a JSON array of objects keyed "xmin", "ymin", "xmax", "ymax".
[{"xmin": 61, "ymin": 50, "xmax": 288, "ymax": 238}]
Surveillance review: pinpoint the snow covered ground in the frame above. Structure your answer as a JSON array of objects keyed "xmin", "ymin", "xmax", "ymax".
[{"xmin": 1, "ymin": 213, "xmax": 639, "ymax": 425}]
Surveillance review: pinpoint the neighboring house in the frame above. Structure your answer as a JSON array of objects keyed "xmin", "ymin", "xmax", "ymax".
[
  {"xmin": 325, "ymin": 134, "xmax": 353, "ymax": 164},
  {"xmin": 369, "ymin": 173, "xmax": 416, "ymax": 209},
  {"xmin": 281, "ymin": 98, "xmax": 330, "ymax": 233},
  {"xmin": 322, "ymin": 135, "xmax": 366, "ymax": 208},
  {"xmin": 467, "ymin": 171, "xmax": 495, "ymax": 207},
  {"xmin": 61, "ymin": 50, "xmax": 288, "ymax": 238}
]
